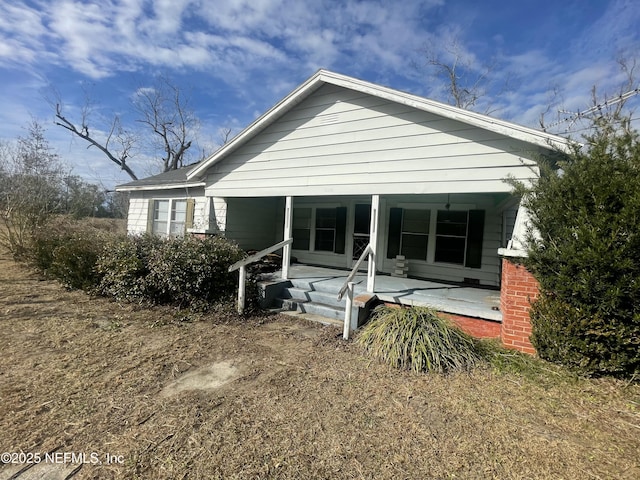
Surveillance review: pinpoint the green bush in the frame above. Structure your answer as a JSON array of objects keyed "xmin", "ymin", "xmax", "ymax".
[
  {"xmin": 96, "ymin": 234, "xmax": 245, "ymax": 310},
  {"xmin": 518, "ymin": 117, "xmax": 640, "ymax": 377},
  {"xmin": 48, "ymin": 231, "xmax": 104, "ymax": 290},
  {"xmin": 29, "ymin": 218, "xmax": 121, "ymax": 290},
  {"xmin": 357, "ymin": 306, "xmax": 481, "ymax": 374},
  {"xmin": 94, "ymin": 234, "xmax": 162, "ymax": 303},
  {"xmin": 145, "ymin": 235, "xmax": 245, "ymax": 309}
]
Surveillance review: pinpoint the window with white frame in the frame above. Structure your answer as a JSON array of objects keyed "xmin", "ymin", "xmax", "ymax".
[
  {"xmin": 435, "ymin": 210, "xmax": 468, "ymax": 264},
  {"xmin": 292, "ymin": 206, "xmax": 347, "ymax": 254},
  {"xmin": 315, "ymin": 208, "xmax": 338, "ymax": 252},
  {"xmin": 150, "ymin": 199, "xmax": 193, "ymax": 237},
  {"xmin": 401, "ymin": 209, "xmax": 430, "ymax": 260},
  {"xmin": 387, "ymin": 207, "xmax": 485, "ymax": 268},
  {"xmin": 170, "ymin": 200, "xmax": 188, "ymax": 236}
]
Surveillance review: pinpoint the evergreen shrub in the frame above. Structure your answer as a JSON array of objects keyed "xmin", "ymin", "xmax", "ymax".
[
  {"xmin": 520, "ymin": 118, "xmax": 640, "ymax": 377},
  {"xmin": 30, "ymin": 218, "xmax": 120, "ymax": 290},
  {"xmin": 96, "ymin": 234, "xmax": 245, "ymax": 310}
]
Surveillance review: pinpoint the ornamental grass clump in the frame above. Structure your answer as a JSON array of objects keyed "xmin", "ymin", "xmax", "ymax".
[{"xmin": 358, "ymin": 306, "xmax": 481, "ymax": 374}]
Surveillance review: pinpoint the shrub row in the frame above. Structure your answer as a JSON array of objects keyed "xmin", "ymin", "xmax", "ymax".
[
  {"xmin": 28, "ymin": 219, "xmax": 246, "ymax": 311},
  {"xmin": 30, "ymin": 218, "xmax": 118, "ymax": 290},
  {"xmin": 95, "ymin": 234, "xmax": 245, "ymax": 309}
]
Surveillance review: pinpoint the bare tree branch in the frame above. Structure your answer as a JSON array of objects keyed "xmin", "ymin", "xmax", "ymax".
[
  {"xmin": 55, "ymin": 104, "xmax": 138, "ymax": 180},
  {"xmin": 133, "ymin": 76, "xmax": 197, "ymax": 172},
  {"xmin": 418, "ymin": 40, "xmax": 502, "ymax": 112},
  {"xmin": 51, "ymin": 75, "xmax": 198, "ymax": 180}
]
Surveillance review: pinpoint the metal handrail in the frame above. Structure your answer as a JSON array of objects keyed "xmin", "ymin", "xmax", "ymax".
[
  {"xmin": 337, "ymin": 244, "xmax": 372, "ymax": 301},
  {"xmin": 229, "ymin": 238, "xmax": 293, "ymax": 314}
]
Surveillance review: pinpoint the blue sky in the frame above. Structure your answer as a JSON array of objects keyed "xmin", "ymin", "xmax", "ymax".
[{"xmin": 1, "ymin": 0, "xmax": 638, "ymax": 188}]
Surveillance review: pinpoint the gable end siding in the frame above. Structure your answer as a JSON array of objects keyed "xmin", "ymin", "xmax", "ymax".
[{"xmin": 205, "ymin": 84, "xmax": 541, "ymax": 197}]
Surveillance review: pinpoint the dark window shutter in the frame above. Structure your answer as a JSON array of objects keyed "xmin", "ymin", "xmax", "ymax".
[
  {"xmin": 335, "ymin": 207, "xmax": 347, "ymax": 254},
  {"xmin": 465, "ymin": 209, "xmax": 485, "ymax": 268},
  {"xmin": 387, "ymin": 207, "xmax": 403, "ymax": 259},
  {"xmin": 185, "ymin": 199, "xmax": 195, "ymax": 231},
  {"xmin": 146, "ymin": 199, "xmax": 155, "ymax": 233}
]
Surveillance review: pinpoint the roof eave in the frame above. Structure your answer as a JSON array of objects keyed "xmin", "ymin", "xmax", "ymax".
[
  {"xmin": 187, "ymin": 70, "xmax": 328, "ymax": 180},
  {"xmin": 115, "ymin": 181, "xmax": 206, "ymax": 192}
]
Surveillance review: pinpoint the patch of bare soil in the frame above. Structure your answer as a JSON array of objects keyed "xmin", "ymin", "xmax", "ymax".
[{"xmin": 1, "ymin": 252, "xmax": 639, "ymax": 479}]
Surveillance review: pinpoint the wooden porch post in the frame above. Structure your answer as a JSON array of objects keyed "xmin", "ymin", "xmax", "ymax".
[
  {"xmin": 367, "ymin": 194, "xmax": 380, "ymax": 293},
  {"xmin": 282, "ymin": 196, "xmax": 293, "ymax": 279}
]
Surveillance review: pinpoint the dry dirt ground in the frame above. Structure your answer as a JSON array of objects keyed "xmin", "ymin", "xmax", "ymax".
[{"xmin": 1, "ymin": 253, "xmax": 639, "ymax": 479}]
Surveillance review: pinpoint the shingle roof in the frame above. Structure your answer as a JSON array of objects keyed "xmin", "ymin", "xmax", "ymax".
[{"xmin": 115, "ymin": 163, "xmax": 205, "ymax": 191}]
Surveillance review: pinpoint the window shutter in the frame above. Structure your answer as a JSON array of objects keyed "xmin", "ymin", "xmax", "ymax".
[
  {"xmin": 185, "ymin": 198, "xmax": 195, "ymax": 231},
  {"xmin": 465, "ymin": 209, "xmax": 485, "ymax": 268},
  {"xmin": 335, "ymin": 207, "xmax": 347, "ymax": 254},
  {"xmin": 387, "ymin": 208, "xmax": 403, "ymax": 259},
  {"xmin": 146, "ymin": 199, "xmax": 155, "ymax": 233}
]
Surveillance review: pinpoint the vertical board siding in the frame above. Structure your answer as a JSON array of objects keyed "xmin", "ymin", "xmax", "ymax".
[{"xmin": 205, "ymin": 84, "xmax": 541, "ymax": 197}]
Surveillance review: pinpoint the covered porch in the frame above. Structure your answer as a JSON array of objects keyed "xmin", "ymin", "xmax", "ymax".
[
  {"xmin": 226, "ymin": 192, "xmax": 513, "ymax": 336},
  {"xmin": 259, "ymin": 263, "xmax": 502, "ymax": 338}
]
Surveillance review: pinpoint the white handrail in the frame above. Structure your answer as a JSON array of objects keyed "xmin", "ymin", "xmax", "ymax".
[
  {"xmin": 228, "ymin": 238, "xmax": 293, "ymax": 272},
  {"xmin": 337, "ymin": 244, "xmax": 372, "ymax": 300},
  {"xmin": 229, "ymin": 238, "xmax": 293, "ymax": 314}
]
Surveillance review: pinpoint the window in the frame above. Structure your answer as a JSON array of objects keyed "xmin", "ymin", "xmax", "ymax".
[
  {"xmin": 170, "ymin": 200, "xmax": 188, "ymax": 236},
  {"xmin": 435, "ymin": 210, "xmax": 468, "ymax": 264},
  {"xmin": 152, "ymin": 200, "xmax": 169, "ymax": 236},
  {"xmin": 292, "ymin": 206, "xmax": 346, "ymax": 253},
  {"xmin": 315, "ymin": 208, "xmax": 337, "ymax": 252},
  {"xmin": 292, "ymin": 208, "xmax": 311, "ymax": 250},
  {"xmin": 149, "ymin": 199, "xmax": 194, "ymax": 237},
  {"xmin": 387, "ymin": 208, "xmax": 430, "ymax": 260},
  {"xmin": 400, "ymin": 209, "xmax": 430, "ymax": 260},
  {"xmin": 387, "ymin": 207, "xmax": 484, "ymax": 268}
]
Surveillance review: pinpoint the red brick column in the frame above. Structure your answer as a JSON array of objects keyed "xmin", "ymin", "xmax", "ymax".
[{"xmin": 500, "ymin": 258, "xmax": 539, "ymax": 355}]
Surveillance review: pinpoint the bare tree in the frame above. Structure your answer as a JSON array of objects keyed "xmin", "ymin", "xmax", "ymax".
[
  {"xmin": 55, "ymin": 105, "xmax": 139, "ymax": 180},
  {"xmin": 132, "ymin": 76, "xmax": 198, "ymax": 172},
  {"xmin": 0, "ymin": 120, "xmax": 66, "ymax": 257},
  {"xmin": 52, "ymin": 75, "xmax": 199, "ymax": 181},
  {"xmin": 416, "ymin": 39, "xmax": 511, "ymax": 113}
]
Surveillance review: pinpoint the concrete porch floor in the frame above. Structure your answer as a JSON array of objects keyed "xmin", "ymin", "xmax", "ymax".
[{"xmin": 266, "ymin": 264, "xmax": 502, "ymax": 323}]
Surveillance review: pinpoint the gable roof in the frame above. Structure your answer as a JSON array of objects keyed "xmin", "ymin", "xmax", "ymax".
[
  {"xmin": 188, "ymin": 69, "xmax": 570, "ymax": 180},
  {"xmin": 116, "ymin": 163, "xmax": 205, "ymax": 192}
]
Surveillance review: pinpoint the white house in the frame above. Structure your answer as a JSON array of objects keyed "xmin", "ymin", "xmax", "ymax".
[{"xmin": 117, "ymin": 70, "xmax": 569, "ymax": 350}]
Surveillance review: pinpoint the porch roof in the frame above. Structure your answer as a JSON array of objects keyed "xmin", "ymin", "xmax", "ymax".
[{"xmin": 265, "ymin": 264, "xmax": 502, "ymax": 322}]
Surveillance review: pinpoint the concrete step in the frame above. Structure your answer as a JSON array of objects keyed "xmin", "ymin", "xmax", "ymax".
[
  {"xmin": 287, "ymin": 276, "xmax": 365, "ymax": 295},
  {"xmin": 281, "ymin": 287, "xmax": 345, "ymax": 309},
  {"xmin": 273, "ymin": 297, "xmax": 346, "ymax": 321}
]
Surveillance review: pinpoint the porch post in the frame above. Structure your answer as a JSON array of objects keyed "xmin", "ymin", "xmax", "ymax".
[
  {"xmin": 367, "ymin": 194, "xmax": 380, "ymax": 293},
  {"xmin": 282, "ymin": 196, "xmax": 293, "ymax": 279}
]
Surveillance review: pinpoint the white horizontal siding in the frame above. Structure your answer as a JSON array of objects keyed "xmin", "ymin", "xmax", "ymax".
[
  {"xmin": 205, "ymin": 84, "xmax": 543, "ymax": 198},
  {"xmin": 126, "ymin": 195, "xmax": 148, "ymax": 235}
]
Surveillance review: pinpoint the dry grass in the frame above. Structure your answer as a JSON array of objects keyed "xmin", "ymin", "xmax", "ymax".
[{"xmin": 0, "ymin": 251, "xmax": 639, "ymax": 479}]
